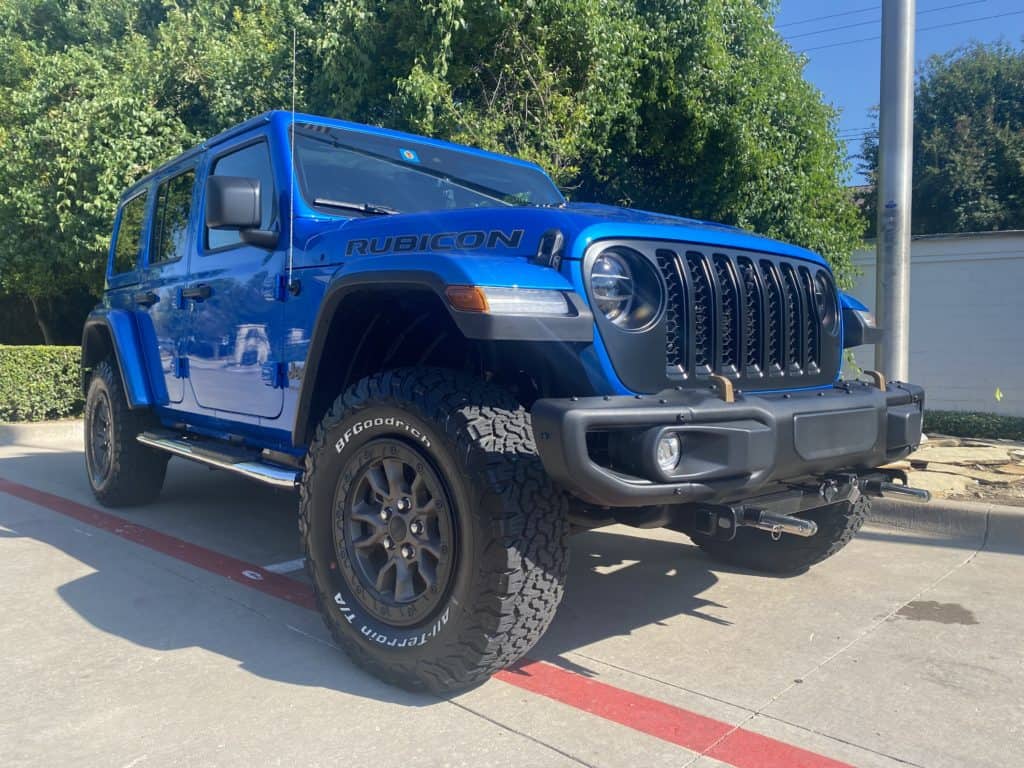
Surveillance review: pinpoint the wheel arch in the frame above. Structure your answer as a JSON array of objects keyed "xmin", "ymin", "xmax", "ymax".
[
  {"xmin": 292, "ymin": 271, "xmax": 595, "ymax": 447},
  {"xmin": 81, "ymin": 311, "xmax": 153, "ymax": 408}
]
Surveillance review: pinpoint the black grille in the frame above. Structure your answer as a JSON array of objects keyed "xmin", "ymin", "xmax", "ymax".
[{"xmin": 656, "ymin": 247, "xmax": 834, "ymax": 388}]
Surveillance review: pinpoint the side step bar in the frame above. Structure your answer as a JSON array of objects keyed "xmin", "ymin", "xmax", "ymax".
[{"xmin": 137, "ymin": 431, "xmax": 300, "ymax": 489}]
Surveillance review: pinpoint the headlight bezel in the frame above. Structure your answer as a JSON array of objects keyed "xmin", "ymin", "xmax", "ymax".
[{"xmin": 587, "ymin": 245, "xmax": 666, "ymax": 332}]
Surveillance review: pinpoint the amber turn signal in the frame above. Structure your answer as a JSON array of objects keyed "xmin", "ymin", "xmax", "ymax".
[{"xmin": 445, "ymin": 285, "xmax": 490, "ymax": 313}]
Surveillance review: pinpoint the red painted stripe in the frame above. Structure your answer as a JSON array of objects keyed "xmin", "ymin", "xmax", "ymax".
[
  {"xmin": 1, "ymin": 477, "xmax": 850, "ymax": 768},
  {"xmin": 497, "ymin": 661, "xmax": 851, "ymax": 768},
  {"xmin": 0, "ymin": 478, "xmax": 316, "ymax": 610}
]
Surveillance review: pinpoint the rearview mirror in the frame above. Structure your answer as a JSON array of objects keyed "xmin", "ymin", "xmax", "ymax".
[{"xmin": 206, "ymin": 175, "xmax": 261, "ymax": 230}]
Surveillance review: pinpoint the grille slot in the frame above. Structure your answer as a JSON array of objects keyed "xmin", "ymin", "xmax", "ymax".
[
  {"xmin": 685, "ymin": 251, "xmax": 714, "ymax": 373},
  {"xmin": 655, "ymin": 247, "xmax": 831, "ymax": 388}
]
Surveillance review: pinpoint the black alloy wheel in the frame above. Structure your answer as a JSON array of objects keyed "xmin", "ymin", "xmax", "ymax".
[
  {"xmin": 337, "ymin": 440, "xmax": 455, "ymax": 626},
  {"xmin": 85, "ymin": 389, "xmax": 114, "ymax": 488},
  {"xmin": 301, "ymin": 367, "xmax": 569, "ymax": 693},
  {"xmin": 83, "ymin": 359, "xmax": 168, "ymax": 507}
]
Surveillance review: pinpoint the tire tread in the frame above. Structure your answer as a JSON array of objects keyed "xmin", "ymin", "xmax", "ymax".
[{"xmin": 299, "ymin": 367, "xmax": 568, "ymax": 692}]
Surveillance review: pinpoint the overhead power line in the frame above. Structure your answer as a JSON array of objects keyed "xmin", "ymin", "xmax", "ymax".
[
  {"xmin": 785, "ymin": 0, "xmax": 986, "ymax": 41},
  {"xmin": 799, "ymin": 8, "xmax": 1024, "ymax": 53},
  {"xmin": 777, "ymin": 4, "xmax": 876, "ymax": 29}
]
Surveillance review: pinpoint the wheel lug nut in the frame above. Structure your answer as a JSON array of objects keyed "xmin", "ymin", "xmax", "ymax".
[
  {"xmin": 380, "ymin": 507, "xmax": 392, "ymax": 521},
  {"xmin": 383, "ymin": 536, "xmax": 395, "ymax": 550},
  {"xmin": 397, "ymin": 497, "xmax": 411, "ymax": 512},
  {"xmin": 410, "ymin": 520, "xmax": 423, "ymax": 535},
  {"xmin": 400, "ymin": 544, "xmax": 415, "ymax": 559}
]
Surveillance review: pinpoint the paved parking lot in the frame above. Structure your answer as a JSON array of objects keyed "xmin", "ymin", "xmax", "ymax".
[{"xmin": 2, "ymin": 424, "xmax": 1022, "ymax": 767}]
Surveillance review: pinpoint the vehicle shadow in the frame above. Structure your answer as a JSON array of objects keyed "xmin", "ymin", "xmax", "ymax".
[{"xmin": 2, "ymin": 449, "xmax": 742, "ymax": 701}]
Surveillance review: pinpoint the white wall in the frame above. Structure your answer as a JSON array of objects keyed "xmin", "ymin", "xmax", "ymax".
[{"xmin": 846, "ymin": 231, "xmax": 1024, "ymax": 416}]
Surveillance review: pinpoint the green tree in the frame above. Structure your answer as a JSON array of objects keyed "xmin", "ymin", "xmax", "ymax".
[
  {"xmin": 859, "ymin": 42, "xmax": 1024, "ymax": 236},
  {"xmin": 0, "ymin": 36, "xmax": 191, "ymax": 342},
  {"xmin": 313, "ymin": 0, "xmax": 863, "ymax": 285},
  {"xmin": 0, "ymin": 0, "xmax": 866, "ymax": 342},
  {"xmin": 0, "ymin": 0, "xmax": 300, "ymax": 341}
]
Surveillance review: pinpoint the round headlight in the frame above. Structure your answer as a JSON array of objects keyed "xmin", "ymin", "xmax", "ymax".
[
  {"xmin": 591, "ymin": 252, "xmax": 635, "ymax": 322},
  {"xmin": 589, "ymin": 247, "xmax": 664, "ymax": 330}
]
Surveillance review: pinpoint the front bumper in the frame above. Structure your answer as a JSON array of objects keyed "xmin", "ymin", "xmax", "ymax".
[{"xmin": 531, "ymin": 380, "xmax": 924, "ymax": 507}]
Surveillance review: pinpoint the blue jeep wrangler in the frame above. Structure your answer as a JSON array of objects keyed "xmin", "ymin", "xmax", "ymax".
[{"xmin": 82, "ymin": 110, "xmax": 927, "ymax": 692}]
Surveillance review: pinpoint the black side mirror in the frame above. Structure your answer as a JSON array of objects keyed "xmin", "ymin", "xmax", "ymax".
[
  {"xmin": 205, "ymin": 176, "xmax": 279, "ymax": 249},
  {"xmin": 206, "ymin": 176, "xmax": 261, "ymax": 229}
]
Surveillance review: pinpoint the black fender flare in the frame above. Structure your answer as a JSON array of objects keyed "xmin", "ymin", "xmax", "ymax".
[{"xmin": 291, "ymin": 270, "xmax": 592, "ymax": 446}]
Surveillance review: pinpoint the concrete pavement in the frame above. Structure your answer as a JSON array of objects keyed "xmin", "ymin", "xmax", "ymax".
[{"xmin": 1, "ymin": 425, "xmax": 1021, "ymax": 767}]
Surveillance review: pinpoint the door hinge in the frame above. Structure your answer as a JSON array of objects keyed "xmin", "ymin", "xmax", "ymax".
[
  {"xmin": 274, "ymin": 274, "xmax": 289, "ymax": 302},
  {"xmin": 173, "ymin": 356, "xmax": 189, "ymax": 379},
  {"xmin": 261, "ymin": 361, "xmax": 288, "ymax": 389}
]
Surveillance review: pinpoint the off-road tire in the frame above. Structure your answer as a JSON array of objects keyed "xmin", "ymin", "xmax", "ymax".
[
  {"xmin": 84, "ymin": 359, "xmax": 168, "ymax": 506},
  {"xmin": 300, "ymin": 368, "xmax": 569, "ymax": 693},
  {"xmin": 693, "ymin": 497, "xmax": 869, "ymax": 575}
]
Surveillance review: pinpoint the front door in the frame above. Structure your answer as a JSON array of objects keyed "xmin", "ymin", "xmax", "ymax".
[
  {"xmin": 136, "ymin": 167, "xmax": 196, "ymax": 405},
  {"xmin": 186, "ymin": 137, "xmax": 285, "ymax": 419}
]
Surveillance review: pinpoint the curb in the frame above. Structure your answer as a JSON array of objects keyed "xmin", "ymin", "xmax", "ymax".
[
  {"xmin": 0, "ymin": 419, "xmax": 84, "ymax": 447},
  {"xmin": 869, "ymin": 497, "xmax": 1024, "ymax": 553}
]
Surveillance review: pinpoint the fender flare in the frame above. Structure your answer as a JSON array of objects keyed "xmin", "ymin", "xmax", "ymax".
[
  {"xmin": 81, "ymin": 311, "xmax": 154, "ymax": 408},
  {"xmin": 291, "ymin": 269, "xmax": 592, "ymax": 446}
]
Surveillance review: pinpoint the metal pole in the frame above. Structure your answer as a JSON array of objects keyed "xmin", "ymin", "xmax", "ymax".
[{"xmin": 875, "ymin": 0, "xmax": 915, "ymax": 381}]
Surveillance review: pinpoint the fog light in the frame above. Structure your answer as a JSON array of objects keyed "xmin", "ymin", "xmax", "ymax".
[{"xmin": 656, "ymin": 434, "xmax": 681, "ymax": 472}]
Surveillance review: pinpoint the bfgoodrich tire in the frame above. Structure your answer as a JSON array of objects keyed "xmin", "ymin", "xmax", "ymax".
[
  {"xmin": 84, "ymin": 359, "xmax": 168, "ymax": 507},
  {"xmin": 300, "ymin": 368, "xmax": 569, "ymax": 693},
  {"xmin": 693, "ymin": 497, "xmax": 869, "ymax": 575}
]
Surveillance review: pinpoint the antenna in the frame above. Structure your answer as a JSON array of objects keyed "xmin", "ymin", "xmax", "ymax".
[{"xmin": 287, "ymin": 27, "xmax": 296, "ymax": 289}]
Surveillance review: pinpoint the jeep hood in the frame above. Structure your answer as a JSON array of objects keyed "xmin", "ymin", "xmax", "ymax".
[{"xmin": 298, "ymin": 202, "xmax": 830, "ymax": 270}]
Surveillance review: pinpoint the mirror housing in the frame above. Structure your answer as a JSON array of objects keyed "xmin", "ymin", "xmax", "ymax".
[
  {"xmin": 205, "ymin": 175, "xmax": 261, "ymax": 230},
  {"xmin": 205, "ymin": 175, "xmax": 279, "ymax": 249}
]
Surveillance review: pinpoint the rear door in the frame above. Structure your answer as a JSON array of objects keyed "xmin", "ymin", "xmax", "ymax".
[
  {"xmin": 135, "ymin": 167, "xmax": 197, "ymax": 405},
  {"xmin": 185, "ymin": 136, "xmax": 285, "ymax": 418}
]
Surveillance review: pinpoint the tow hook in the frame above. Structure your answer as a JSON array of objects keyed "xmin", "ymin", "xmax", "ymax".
[
  {"xmin": 861, "ymin": 479, "xmax": 932, "ymax": 503},
  {"xmin": 694, "ymin": 505, "xmax": 818, "ymax": 542},
  {"xmin": 739, "ymin": 509, "xmax": 818, "ymax": 540},
  {"xmin": 858, "ymin": 468, "xmax": 932, "ymax": 503}
]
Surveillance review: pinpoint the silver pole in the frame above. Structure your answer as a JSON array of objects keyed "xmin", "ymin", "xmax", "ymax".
[{"xmin": 874, "ymin": 0, "xmax": 915, "ymax": 381}]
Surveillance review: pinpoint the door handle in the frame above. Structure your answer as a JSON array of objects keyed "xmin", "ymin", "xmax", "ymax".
[
  {"xmin": 181, "ymin": 284, "xmax": 213, "ymax": 302},
  {"xmin": 133, "ymin": 291, "xmax": 159, "ymax": 307}
]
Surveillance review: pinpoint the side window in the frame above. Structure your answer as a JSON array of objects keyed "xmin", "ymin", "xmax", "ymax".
[
  {"xmin": 207, "ymin": 141, "xmax": 275, "ymax": 251},
  {"xmin": 112, "ymin": 192, "xmax": 147, "ymax": 274},
  {"xmin": 150, "ymin": 170, "xmax": 195, "ymax": 265}
]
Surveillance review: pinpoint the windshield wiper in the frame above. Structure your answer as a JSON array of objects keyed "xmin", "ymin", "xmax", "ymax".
[{"xmin": 313, "ymin": 198, "xmax": 400, "ymax": 216}]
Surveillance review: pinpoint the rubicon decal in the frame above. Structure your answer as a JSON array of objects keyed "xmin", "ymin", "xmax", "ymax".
[{"xmin": 345, "ymin": 228, "xmax": 524, "ymax": 256}]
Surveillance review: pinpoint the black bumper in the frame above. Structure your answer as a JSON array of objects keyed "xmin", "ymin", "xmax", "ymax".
[{"xmin": 531, "ymin": 381, "xmax": 924, "ymax": 507}]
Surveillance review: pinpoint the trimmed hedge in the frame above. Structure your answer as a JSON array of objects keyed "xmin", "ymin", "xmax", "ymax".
[
  {"xmin": 0, "ymin": 345, "xmax": 83, "ymax": 422},
  {"xmin": 924, "ymin": 410, "xmax": 1024, "ymax": 442}
]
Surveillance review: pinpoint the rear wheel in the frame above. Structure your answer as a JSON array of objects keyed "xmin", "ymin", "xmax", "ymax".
[
  {"xmin": 301, "ymin": 368, "xmax": 569, "ymax": 693},
  {"xmin": 693, "ymin": 497, "xmax": 869, "ymax": 575},
  {"xmin": 84, "ymin": 360, "xmax": 168, "ymax": 506}
]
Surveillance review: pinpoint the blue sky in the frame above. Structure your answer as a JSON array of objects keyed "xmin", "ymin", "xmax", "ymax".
[{"xmin": 773, "ymin": 0, "xmax": 1024, "ymax": 183}]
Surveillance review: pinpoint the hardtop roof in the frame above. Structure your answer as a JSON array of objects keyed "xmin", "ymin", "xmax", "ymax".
[{"xmin": 119, "ymin": 110, "xmax": 550, "ymax": 202}]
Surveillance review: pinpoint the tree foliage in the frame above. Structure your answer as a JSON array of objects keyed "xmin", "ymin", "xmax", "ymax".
[
  {"xmin": 0, "ymin": 0, "xmax": 865, "ymax": 342},
  {"xmin": 859, "ymin": 42, "xmax": 1024, "ymax": 236}
]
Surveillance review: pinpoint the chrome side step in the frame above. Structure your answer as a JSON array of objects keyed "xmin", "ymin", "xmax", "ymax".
[{"xmin": 137, "ymin": 431, "xmax": 300, "ymax": 489}]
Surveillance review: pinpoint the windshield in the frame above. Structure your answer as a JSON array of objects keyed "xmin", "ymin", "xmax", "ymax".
[{"xmin": 292, "ymin": 123, "xmax": 564, "ymax": 216}]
